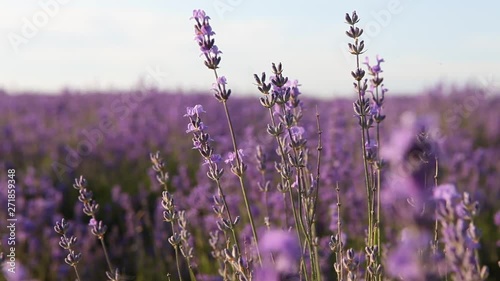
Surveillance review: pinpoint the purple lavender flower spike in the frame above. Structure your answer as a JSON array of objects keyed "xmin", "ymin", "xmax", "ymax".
[{"xmin": 191, "ymin": 9, "xmax": 222, "ymax": 69}]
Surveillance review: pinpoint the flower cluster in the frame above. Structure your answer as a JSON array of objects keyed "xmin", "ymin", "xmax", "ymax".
[
  {"xmin": 73, "ymin": 177, "xmax": 108, "ymax": 240},
  {"xmin": 191, "ymin": 9, "xmax": 222, "ymax": 70},
  {"xmin": 364, "ymin": 55, "xmax": 387, "ymax": 124},
  {"xmin": 54, "ymin": 219, "xmax": 82, "ymax": 271},
  {"xmin": 184, "ymin": 105, "xmax": 221, "ymax": 169},
  {"xmin": 345, "ymin": 13, "xmax": 384, "ymax": 271},
  {"xmin": 434, "ymin": 184, "xmax": 489, "ymax": 281}
]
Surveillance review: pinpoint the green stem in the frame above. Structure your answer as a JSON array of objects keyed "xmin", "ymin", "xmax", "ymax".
[
  {"xmin": 72, "ymin": 266, "xmax": 81, "ymax": 281},
  {"xmin": 181, "ymin": 251, "xmax": 197, "ymax": 281},
  {"xmin": 336, "ymin": 183, "xmax": 344, "ymax": 281},
  {"xmin": 353, "ymin": 33, "xmax": 373, "ymax": 247},
  {"xmin": 310, "ymin": 107, "xmax": 323, "ymax": 229},
  {"xmin": 99, "ymin": 238, "xmax": 114, "ymax": 274},
  {"xmin": 288, "ymin": 187, "xmax": 308, "ymax": 280},
  {"xmin": 170, "ymin": 224, "xmax": 184, "ymax": 281},
  {"xmin": 214, "ymin": 179, "xmax": 242, "ymax": 255},
  {"xmin": 212, "ymin": 69, "xmax": 261, "ymax": 264}
]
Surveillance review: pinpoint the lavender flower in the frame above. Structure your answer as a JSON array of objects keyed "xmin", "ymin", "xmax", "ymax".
[
  {"xmin": 191, "ymin": 9, "xmax": 222, "ymax": 70},
  {"xmin": 54, "ymin": 218, "xmax": 82, "ymax": 280},
  {"xmin": 225, "ymin": 149, "xmax": 244, "ymax": 165},
  {"xmin": 184, "ymin": 104, "xmax": 206, "ymax": 117},
  {"xmin": 363, "ymin": 55, "xmax": 384, "ymax": 76},
  {"xmin": 435, "ymin": 184, "xmax": 489, "ymax": 280}
]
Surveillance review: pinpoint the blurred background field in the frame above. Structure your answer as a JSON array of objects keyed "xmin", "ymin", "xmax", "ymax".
[{"xmin": 0, "ymin": 86, "xmax": 499, "ymax": 280}]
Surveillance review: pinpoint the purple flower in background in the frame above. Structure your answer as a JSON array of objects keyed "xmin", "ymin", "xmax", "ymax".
[
  {"xmin": 253, "ymin": 267, "xmax": 279, "ymax": 281},
  {"xmin": 381, "ymin": 113, "xmax": 439, "ymax": 218},
  {"xmin": 370, "ymin": 101, "xmax": 381, "ymax": 115},
  {"xmin": 433, "ymin": 184, "xmax": 460, "ymax": 203},
  {"xmin": 386, "ymin": 244, "xmax": 422, "ymax": 280},
  {"xmin": 496, "ymin": 211, "xmax": 500, "ymax": 247},
  {"xmin": 287, "ymin": 79, "xmax": 301, "ymax": 89},
  {"xmin": 225, "ymin": 149, "xmax": 244, "ymax": 164},
  {"xmin": 494, "ymin": 211, "xmax": 500, "ymax": 226},
  {"xmin": 259, "ymin": 230, "xmax": 301, "ymax": 275},
  {"xmin": 364, "ymin": 55, "xmax": 384, "ymax": 75},
  {"xmin": 386, "ymin": 228, "xmax": 429, "ymax": 280},
  {"xmin": 184, "ymin": 104, "xmax": 206, "ymax": 117}
]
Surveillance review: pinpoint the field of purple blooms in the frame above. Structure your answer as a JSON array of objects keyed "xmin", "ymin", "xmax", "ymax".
[
  {"xmin": 0, "ymin": 86, "xmax": 499, "ymax": 280},
  {"xmin": 1, "ymin": 9, "xmax": 500, "ymax": 281}
]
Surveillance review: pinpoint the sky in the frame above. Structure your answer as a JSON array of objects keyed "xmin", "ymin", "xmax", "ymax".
[{"xmin": 0, "ymin": 0, "xmax": 499, "ymax": 98}]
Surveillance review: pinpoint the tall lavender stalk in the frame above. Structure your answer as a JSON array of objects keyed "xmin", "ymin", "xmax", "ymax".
[
  {"xmin": 363, "ymin": 55, "xmax": 387, "ymax": 257},
  {"xmin": 73, "ymin": 176, "xmax": 115, "ymax": 276},
  {"xmin": 184, "ymin": 105, "xmax": 253, "ymax": 279},
  {"xmin": 254, "ymin": 64, "xmax": 324, "ymax": 280},
  {"xmin": 151, "ymin": 151, "xmax": 198, "ymax": 281},
  {"xmin": 345, "ymin": 11, "xmax": 375, "ymax": 250},
  {"xmin": 345, "ymin": 11, "xmax": 391, "ymax": 281},
  {"xmin": 190, "ymin": 10, "xmax": 261, "ymax": 264}
]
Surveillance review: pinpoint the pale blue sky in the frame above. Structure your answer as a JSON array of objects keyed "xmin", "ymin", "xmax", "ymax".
[{"xmin": 0, "ymin": 0, "xmax": 499, "ymax": 97}]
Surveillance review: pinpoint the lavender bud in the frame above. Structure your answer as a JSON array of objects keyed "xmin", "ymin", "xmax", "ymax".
[
  {"xmin": 54, "ymin": 218, "xmax": 70, "ymax": 235},
  {"xmin": 233, "ymin": 216, "xmax": 240, "ymax": 225},
  {"xmin": 334, "ymin": 262, "xmax": 341, "ymax": 273},
  {"xmin": 78, "ymin": 188, "xmax": 93, "ymax": 204},
  {"xmin": 59, "ymin": 236, "xmax": 78, "ymax": 250},
  {"xmin": 163, "ymin": 209, "xmax": 178, "ymax": 222},
  {"xmin": 351, "ymin": 69, "xmax": 365, "ymax": 81},
  {"xmin": 91, "ymin": 220, "xmax": 108, "ymax": 239},
  {"xmin": 83, "ymin": 201, "xmax": 99, "ymax": 216},
  {"xmin": 267, "ymin": 123, "xmax": 284, "ymax": 136},
  {"xmin": 64, "ymin": 250, "xmax": 82, "ymax": 267},
  {"xmin": 168, "ymin": 233, "xmax": 182, "ymax": 247},
  {"xmin": 106, "ymin": 269, "xmax": 121, "ymax": 281},
  {"xmin": 345, "ymin": 11, "xmax": 359, "ymax": 25},
  {"xmin": 73, "ymin": 175, "xmax": 87, "ymax": 190},
  {"xmin": 480, "ymin": 266, "xmax": 489, "ymax": 280}
]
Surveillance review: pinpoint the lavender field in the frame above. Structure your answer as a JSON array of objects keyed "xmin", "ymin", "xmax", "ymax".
[
  {"xmin": 1, "ymin": 7, "xmax": 500, "ymax": 281},
  {"xmin": 0, "ymin": 85, "xmax": 499, "ymax": 281}
]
